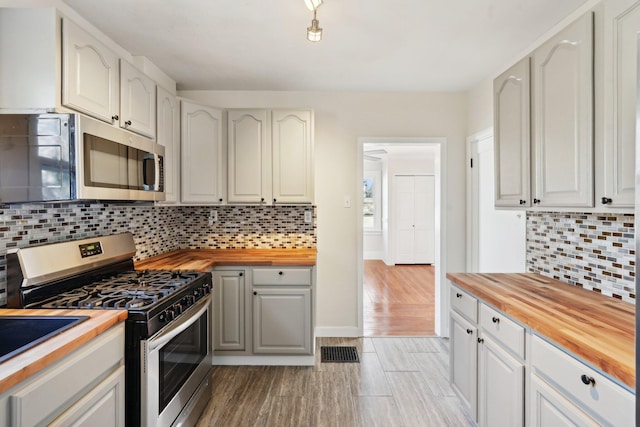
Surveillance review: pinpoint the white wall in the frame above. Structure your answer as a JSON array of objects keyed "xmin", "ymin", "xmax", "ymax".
[{"xmin": 179, "ymin": 90, "xmax": 468, "ymax": 336}]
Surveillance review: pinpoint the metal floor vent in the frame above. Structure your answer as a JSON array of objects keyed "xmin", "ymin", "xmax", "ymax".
[{"xmin": 321, "ymin": 346, "xmax": 360, "ymax": 363}]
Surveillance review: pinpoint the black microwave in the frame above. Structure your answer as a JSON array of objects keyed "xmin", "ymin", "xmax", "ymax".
[{"xmin": 0, "ymin": 113, "xmax": 164, "ymax": 203}]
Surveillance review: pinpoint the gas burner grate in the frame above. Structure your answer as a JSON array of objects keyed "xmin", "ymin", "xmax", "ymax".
[{"xmin": 321, "ymin": 346, "xmax": 359, "ymax": 363}]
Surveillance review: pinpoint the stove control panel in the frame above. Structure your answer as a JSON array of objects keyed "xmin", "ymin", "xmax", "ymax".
[
  {"xmin": 78, "ymin": 241, "xmax": 103, "ymax": 258},
  {"xmin": 157, "ymin": 281, "xmax": 211, "ymax": 324}
]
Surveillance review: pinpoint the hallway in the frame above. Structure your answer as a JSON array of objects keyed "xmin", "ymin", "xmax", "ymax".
[{"xmin": 363, "ymin": 260, "xmax": 435, "ymax": 336}]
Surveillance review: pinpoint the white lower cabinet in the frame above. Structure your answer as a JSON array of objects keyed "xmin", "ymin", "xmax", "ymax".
[
  {"xmin": 449, "ymin": 282, "xmax": 635, "ymax": 427},
  {"xmin": 253, "ymin": 288, "xmax": 311, "ymax": 354},
  {"xmin": 530, "ymin": 335, "xmax": 634, "ymax": 427},
  {"xmin": 477, "ymin": 336, "xmax": 524, "ymax": 427},
  {"xmin": 0, "ymin": 324, "xmax": 125, "ymax": 427},
  {"xmin": 529, "ymin": 374, "xmax": 599, "ymax": 427},
  {"xmin": 213, "ymin": 270, "xmax": 246, "ymax": 352},
  {"xmin": 213, "ymin": 266, "xmax": 314, "ymax": 359},
  {"xmin": 450, "ymin": 311, "xmax": 477, "ymax": 418}
]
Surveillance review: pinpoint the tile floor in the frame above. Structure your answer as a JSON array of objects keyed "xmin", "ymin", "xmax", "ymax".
[{"xmin": 196, "ymin": 337, "xmax": 475, "ymax": 427}]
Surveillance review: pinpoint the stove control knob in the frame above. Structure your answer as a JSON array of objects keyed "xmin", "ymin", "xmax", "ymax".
[
  {"xmin": 174, "ymin": 303, "xmax": 183, "ymax": 315},
  {"xmin": 165, "ymin": 309, "xmax": 175, "ymax": 321},
  {"xmin": 203, "ymin": 284, "xmax": 211, "ymax": 294}
]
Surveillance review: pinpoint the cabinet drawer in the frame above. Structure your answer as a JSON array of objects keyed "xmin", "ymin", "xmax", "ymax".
[
  {"xmin": 531, "ymin": 335, "xmax": 634, "ymax": 427},
  {"xmin": 9, "ymin": 324, "xmax": 124, "ymax": 427},
  {"xmin": 479, "ymin": 304, "xmax": 525, "ymax": 359},
  {"xmin": 253, "ymin": 268, "xmax": 311, "ymax": 285},
  {"xmin": 450, "ymin": 284, "xmax": 478, "ymax": 322}
]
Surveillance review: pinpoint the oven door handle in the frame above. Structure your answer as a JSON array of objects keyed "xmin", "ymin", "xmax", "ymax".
[{"xmin": 149, "ymin": 296, "xmax": 210, "ymax": 352}]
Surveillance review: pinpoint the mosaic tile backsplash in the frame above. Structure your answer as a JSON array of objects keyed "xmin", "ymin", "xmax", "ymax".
[
  {"xmin": 527, "ymin": 211, "xmax": 635, "ymax": 303},
  {"xmin": 0, "ymin": 202, "xmax": 317, "ymax": 306}
]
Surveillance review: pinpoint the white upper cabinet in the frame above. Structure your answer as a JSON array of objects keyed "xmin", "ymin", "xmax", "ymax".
[
  {"xmin": 181, "ymin": 100, "xmax": 224, "ymax": 204},
  {"xmin": 494, "ymin": 58, "xmax": 531, "ymax": 208},
  {"xmin": 120, "ymin": 60, "xmax": 156, "ymax": 138},
  {"xmin": 531, "ymin": 12, "xmax": 594, "ymax": 208},
  {"xmin": 227, "ymin": 110, "xmax": 269, "ymax": 203},
  {"xmin": 271, "ymin": 110, "xmax": 314, "ymax": 204},
  {"xmin": 598, "ymin": 0, "xmax": 640, "ymax": 208},
  {"xmin": 62, "ymin": 18, "xmax": 119, "ymax": 125},
  {"xmin": 227, "ymin": 109, "xmax": 315, "ymax": 204},
  {"xmin": 157, "ymin": 86, "xmax": 179, "ymax": 203}
]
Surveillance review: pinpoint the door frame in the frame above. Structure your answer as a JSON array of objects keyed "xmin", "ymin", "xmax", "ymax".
[
  {"xmin": 357, "ymin": 137, "xmax": 447, "ymax": 337},
  {"xmin": 467, "ymin": 128, "xmax": 493, "ymax": 272}
]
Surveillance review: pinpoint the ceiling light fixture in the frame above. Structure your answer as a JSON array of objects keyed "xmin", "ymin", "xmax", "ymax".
[
  {"xmin": 305, "ymin": 0, "xmax": 323, "ymax": 42},
  {"xmin": 307, "ymin": 10, "xmax": 322, "ymax": 42}
]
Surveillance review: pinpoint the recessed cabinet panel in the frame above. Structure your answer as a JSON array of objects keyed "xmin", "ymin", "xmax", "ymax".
[
  {"xmin": 599, "ymin": 0, "xmax": 640, "ymax": 208},
  {"xmin": 532, "ymin": 12, "xmax": 594, "ymax": 207},
  {"xmin": 62, "ymin": 18, "xmax": 119, "ymax": 124},
  {"xmin": 119, "ymin": 60, "xmax": 156, "ymax": 138},
  {"xmin": 478, "ymin": 337, "xmax": 524, "ymax": 427},
  {"xmin": 272, "ymin": 110, "xmax": 314, "ymax": 203},
  {"xmin": 494, "ymin": 58, "xmax": 531, "ymax": 207},
  {"xmin": 213, "ymin": 270, "xmax": 245, "ymax": 351},
  {"xmin": 253, "ymin": 288, "xmax": 311, "ymax": 354},
  {"xmin": 181, "ymin": 100, "xmax": 224, "ymax": 204},
  {"xmin": 529, "ymin": 374, "xmax": 599, "ymax": 427},
  {"xmin": 450, "ymin": 312, "xmax": 478, "ymax": 420},
  {"xmin": 156, "ymin": 87, "xmax": 179, "ymax": 203},
  {"xmin": 228, "ymin": 110, "xmax": 268, "ymax": 203}
]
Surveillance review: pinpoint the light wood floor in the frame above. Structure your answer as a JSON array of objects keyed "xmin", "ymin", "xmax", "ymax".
[
  {"xmin": 364, "ymin": 260, "xmax": 435, "ymax": 336},
  {"xmin": 196, "ymin": 337, "xmax": 474, "ymax": 427}
]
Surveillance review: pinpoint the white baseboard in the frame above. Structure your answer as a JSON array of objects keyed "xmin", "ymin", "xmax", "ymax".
[
  {"xmin": 314, "ymin": 326, "xmax": 361, "ymax": 337},
  {"xmin": 363, "ymin": 251, "xmax": 383, "ymax": 260},
  {"xmin": 212, "ymin": 355, "xmax": 315, "ymax": 366}
]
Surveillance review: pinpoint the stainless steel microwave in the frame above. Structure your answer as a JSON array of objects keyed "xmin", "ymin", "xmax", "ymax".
[{"xmin": 0, "ymin": 113, "xmax": 164, "ymax": 203}]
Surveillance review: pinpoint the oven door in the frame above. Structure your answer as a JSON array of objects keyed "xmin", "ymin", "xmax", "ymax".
[{"xmin": 142, "ymin": 295, "xmax": 211, "ymax": 427}]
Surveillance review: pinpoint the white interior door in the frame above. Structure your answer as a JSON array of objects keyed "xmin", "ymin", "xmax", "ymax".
[
  {"xmin": 414, "ymin": 176, "xmax": 435, "ymax": 263},
  {"xmin": 395, "ymin": 176, "xmax": 415, "ymax": 263},
  {"xmin": 395, "ymin": 175, "xmax": 435, "ymax": 264},
  {"xmin": 470, "ymin": 135, "xmax": 526, "ymax": 272}
]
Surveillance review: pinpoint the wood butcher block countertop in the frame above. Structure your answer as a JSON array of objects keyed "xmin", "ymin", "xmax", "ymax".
[
  {"xmin": 0, "ymin": 309, "xmax": 127, "ymax": 395},
  {"xmin": 447, "ymin": 273, "xmax": 635, "ymax": 389},
  {"xmin": 135, "ymin": 248, "xmax": 317, "ymax": 272}
]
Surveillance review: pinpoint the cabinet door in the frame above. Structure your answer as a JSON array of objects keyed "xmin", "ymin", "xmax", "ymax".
[
  {"xmin": 228, "ymin": 110, "xmax": 268, "ymax": 203},
  {"xmin": 213, "ymin": 270, "xmax": 245, "ymax": 351},
  {"xmin": 181, "ymin": 100, "xmax": 224, "ymax": 204},
  {"xmin": 119, "ymin": 60, "xmax": 156, "ymax": 138},
  {"xmin": 532, "ymin": 12, "xmax": 594, "ymax": 207},
  {"xmin": 494, "ymin": 57, "xmax": 531, "ymax": 207},
  {"xmin": 49, "ymin": 366, "xmax": 125, "ymax": 427},
  {"xmin": 157, "ymin": 87, "xmax": 179, "ymax": 203},
  {"xmin": 529, "ymin": 374, "xmax": 599, "ymax": 427},
  {"xmin": 271, "ymin": 110, "xmax": 314, "ymax": 203},
  {"xmin": 599, "ymin": 0, "xmax": 640, "ymax": 208},
  {"xmin": 253, "ymin": 288, "xmax": 311, "ymax": 354},
  {"xmin": 477, "ymin": 337, "xmax": 524, "ymax": 427},
  {"xmin": 450, "ymin": 311, "xmax": 478, "ymax": 420},
  {"xmin": 62, "ymin": 18, "xmax": 119, "ymax": 125}
]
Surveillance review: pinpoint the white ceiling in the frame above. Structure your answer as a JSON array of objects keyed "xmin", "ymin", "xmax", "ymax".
[{"xmin": 63, "ymin": 0, "xmax": 589, "ymax": 92}]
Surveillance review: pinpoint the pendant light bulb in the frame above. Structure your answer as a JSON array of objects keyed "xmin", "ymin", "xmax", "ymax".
[{"xmin": 304, "ymin": 0, "xmax": 323, "ymax": 11}]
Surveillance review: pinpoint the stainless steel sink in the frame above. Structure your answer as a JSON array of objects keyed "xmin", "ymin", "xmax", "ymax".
[{"xmin": 0, "ymin": 316, "xmax": 89, "ymax": 364}]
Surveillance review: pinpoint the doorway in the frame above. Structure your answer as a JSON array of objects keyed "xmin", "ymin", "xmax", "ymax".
[
  {"xmin": 358, "ymin": 138, "xmax": 446, "ymax": 337},
  {"xmin": 467, "ymin": 130, "xmax": 526, "ymax": 272}
]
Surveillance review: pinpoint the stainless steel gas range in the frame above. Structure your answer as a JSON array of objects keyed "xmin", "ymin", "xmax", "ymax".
[{"xmin": 6, "ymin": 233, "xmax": 212, "ymax": 427}]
